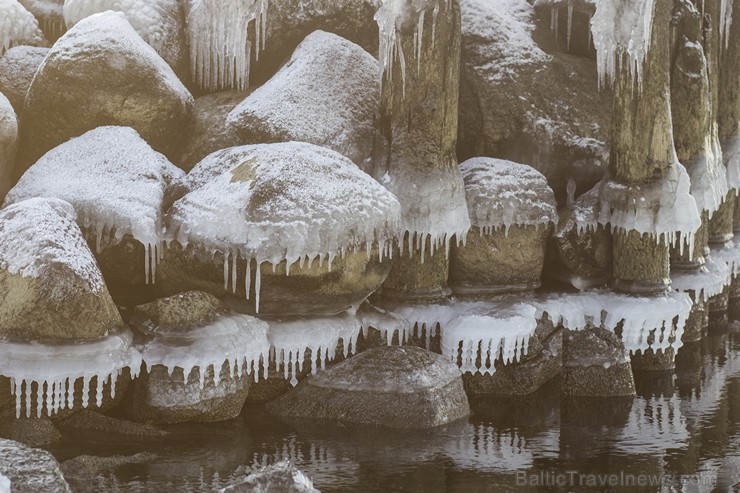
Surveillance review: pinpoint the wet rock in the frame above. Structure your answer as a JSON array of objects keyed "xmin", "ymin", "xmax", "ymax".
[
  {"xmin": 222, "ymin": 460, "xmax": 320, "ymax": 493},
  {"xmin": 57, "ymin": 410, "xmax": 167, "ymax": 438},
  {"xmin": 0, "ymin": 93, "xmax": 17, "ymax": 202},
  {"xmin": 267, "ymin": 346, "xmax": 470, "ymax": 428},
  {"xmin": 561, "ymin": 327, "xmax": 635, "ymax": 397},
  {"xmin": 0, "ymin": 438, "xmax": 70, "ymax": 493},
  {"xmin": 228, "ymin": 30, "xmax": 378, "ymax": 168},
  {"xmin": 379, "ymin": 236, "xmax": 452, "ymax": 301},
  {"xmin": 0, "ymin": 412, "xmax": 60, "ymax": 447},
  {"xmin": 0, "ymin": 46, "xmax": 48, "ymax": 114},
  {"xmin": 130, "ymin": 291, "xmax": 229, "ymax": 334},
  {"xmin": 19, "ymin": 11, "xmax": 193, "ymax": 171}
]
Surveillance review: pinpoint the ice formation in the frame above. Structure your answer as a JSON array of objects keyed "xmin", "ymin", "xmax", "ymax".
[
  {"xmin": 535, "ymin": 0, "xmax": 596, "ymax": 52},
  {"xmin": 685, "ymin": 131, "xmax": 729, "ymax": 218},
  {"xmin": 4, "ymin": 126, "xmax": 186, "ymax": 283},
  {"xmin": 185, "ymin": 0, "xmax": 268, "ymax": 91},
  {"xmin": 725, "ymin": 130, "xmax": 740, "ymax": 192},
  {"xmin": 671, "ymin": 257, "xmax": 732, "ymax": 301},
  {"xmin": 0, "ymin": 0, "xmax": 46, "ymax": 55},
  {"xmin": 0, "ymin": 473, "xmax": 8, "ymax": 493},
  {"xmin": 711, "ymin": 234, "xmax": 740, "ymax": 277},
  {"xmin": 590, "ymin": 0, "xmax": 656, "ymax": 88},
  {"xmin": 359, "ymin": 302, "xmax": 414, "ymax": 346},
  {"xmin": 169, "ymin": 143, "xmax": 402, "ymax": 312},
  {"xmin": 0, "ymin": 330, "xmax": 142, "ymax": 418},
  {"xmin": 266, "ymin": 311, "xmax": 362, "ymax": 386},
  {"xmin": 720, "ymin": 0, "xmax": 734, "ymax": 50},
  {"xmin": 19, "ymin": 0, "xmax": 64, "ymax": 38},
  {"xmin": 459, "ymin": 157, "xmax": 558, "ymax": 235},
  {"xmin": 137, "ymin": 314, "xmax": 270, "ymax": 386}
]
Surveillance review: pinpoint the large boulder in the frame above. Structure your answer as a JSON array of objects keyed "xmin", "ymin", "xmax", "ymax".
[
  {"xmin": 19, "ymin": 11, "xmax": 193, "ymax": 171},
  {"xmin": 158, "ymin": 143, "xmax": 402, "ymax": 316},
  {"xmin": 0, "ymin": 46, "xmax": 48, "ymax": 114},
  {"xmin": 0, "ymin": 0, "xmax": 47, "ymax": 56},
  {"xmin": 267, "ymin": 346, "xmax": 470, "ymax": 428},
  {"xmin": 227, "ymin": 30, "xmax": 379, "ymax": 168},
  {"xmin": 457, "ymin": 0, "xmax": 610, "ymax": 201},
  {"xmin": 0, "ymin": 94, "xmax": 17, "ymax": 202},
  {"xmin": 0, "ymin": 438, "xmax": 70, "ymax": 493}
]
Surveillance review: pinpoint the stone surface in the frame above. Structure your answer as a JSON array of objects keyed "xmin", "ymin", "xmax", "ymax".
[
  {"xmin": 267, "ymin": 346, "xmax": 470, "ymax": 428},
  {"xmin": 0, "ymin": 46, "xmax": 48, "ymax": 114},
  {"xmin": 0, "ymin": 413, "xmax": 60, "ymax": 447},
  {"xmin": 0, "ymin": 93, "xmax": 17, "ymax": 203},
  {"xmin": 130, "ymin": 291, "xmax": 230, "ymax": 334},
  {"xmin": 222, "ymin": 460, "xmax": 320, "ymax": 493},
  {"xmin": 60, "ymin": 453, "xmax": 156, "ymax": 492},
  {"xmin": 0, "ymin": 438, "xmax": 70, "ymax": 492},
  {"xmin": 228, "ymin": 30, "xmax": 378, "ymax": 168},
  {"xmin": 56, "ymin": 410, "xmax": 167, "ymax": 438},
  {"xmin": 380, "ymin": 235, "xmax": 451, "ymax": 301},
  {"xmin": 19, "ymin": 11, "xmax": 193, "ymax": 172}
]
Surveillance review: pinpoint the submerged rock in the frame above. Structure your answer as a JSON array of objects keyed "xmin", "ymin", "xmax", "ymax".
[
  {"xmin": 227, "ymin": 30, "xmax": 379, "ymax": 168},
  {"xmin": 267, "ymin": 346, "xmax": 470, "ymax": 428},
  {"xmin": 0, "ymin": 93, "xmax": 17, "ymax": 202},
  {"xmin": 19, "ymin": 11, "xmax": 193, "ymax": 170},
  {"xmin": 222, "ymin": 460, "xmax": 320, "ymax": 493},
  {"xmin": 0, "ymin": 46, "xmax": 48, "ymax": 114},
  {"xmin": 0, "ymin": 438, "xmax": 70, "ymax": 493}
]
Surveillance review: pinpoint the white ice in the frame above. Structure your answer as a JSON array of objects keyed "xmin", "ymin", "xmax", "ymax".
[
  {"xmin": 724, "ymin": 129, "xmax": 740, "ymax": 192},
  {"xmin": 720, "ymin": 0, "xmax": 734, "ymax": 50},
  {"xmin": 266, "ymin": 311, "xmax": 362, "ymax": 386},
  {"xmin": 137, "ymin": 313, "xmax": 271, "ymax": 387},
  {"xmin": 711, "ymin": 233, "xmax": 740, "ymax": 277},
  {"xmin": 686, "ymin": 128, "xmax": 729, "ymax": 218},
  {"xmin": 459, "ymin": 157, "xmax": 558, "ymax": 235},
  {"xmin": 0, "ymin": 329, "xmax": 142, "ymax": 418},
  {"xmin": 185, "ymin": 0, "xmax": 268, "ymax": 91},
  {"xmin": 672, "ymin": 257, "xmax": 732, "ymax": 301},
  {"xmin": 0, "ymin": 0, "xmax": 46, "ymax": 55},
  {"xmin": 0, "ymin": 473, "xmax": 8, "ymax": 493},
  {"xmin": 535, "ymin": 0, "xmax": 596, "ymax": 52},
  {"xmin": 4, "ymin": 126, "xmax": 186, "ymax": 283},
  {"xmin": 169, "ymin": 143, "xmax": 402, "ymax": 312},
  {"xmin": 19, "ymin": 0, "xmax": 65, "ymax": 37}
]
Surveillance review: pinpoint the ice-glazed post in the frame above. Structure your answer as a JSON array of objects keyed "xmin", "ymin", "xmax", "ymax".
[
  {"xmin": 372, "ymin": 0, "xmax": 470, "ymax": 300},
  {"xmin": 720, "ymin": 0, "xmax": 740, "ymax": 235}
]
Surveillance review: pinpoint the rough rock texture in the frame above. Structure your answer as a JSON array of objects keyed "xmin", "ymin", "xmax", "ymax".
[
  {"xmin": 379, "ymin": 235, "xmax": 451, "ymax": 301},
  {"xmin": 0, "ymin": 46, "xmax": 48, "ymax": 114},
  {"xmin": 0, "ymin": 198, "xmax": 123, "ymax": 342},
  {"xmin": 267, "ymin": 346, "xmax": 470, "ymax": 428},
  {"xmin": 457, "ymin": 0, "xmax": 610, "ymax": 201},
  {"xmin": 130, "ymin": 290, "xmax": 229, "ymax": 334},
  {"xmin": 0, "ymin": 438, "xmax": 70, "ymax": 492},
  {"xmin": 561, "ymin": 327, "xmax": 635, "ymax": 397},
  {"xmin": 179, "ymin": 90, "xmax": 249, "ymax": 172},
  {"xmin": 0, "ymin": 413, "xmax": 60, "ymax": 447},
  {"xmin": 56, "ymin": 410, "xmax": 167, "ymax": 438},
  {"xmin": 60, "ymin": 453, "xmax": 156, "ymax": 492},
  {"xmin": 228, "ymin": 30, "xmax": 379, "ymax": 168},
  {"xmin": 18, "ymin": 0, "xmax": 65, "ymax": 41},
  {"xmin": 222, "ymin": 461, "xmax": 320, "ymax": 493},
  {"xmin": 19, "ymin": 11, "xmax": 193, "ymax": 172},
  {"xmin": 0, "ymin": 93, "xmax": 17, "ymax": 202}
]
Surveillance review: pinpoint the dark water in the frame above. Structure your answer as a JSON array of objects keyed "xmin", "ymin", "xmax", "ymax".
[{"xmin": 49, "ymin": 330, "xmax": 740, "ymax": 493}]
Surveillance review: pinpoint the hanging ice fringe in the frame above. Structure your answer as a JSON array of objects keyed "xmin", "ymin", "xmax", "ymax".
[
  {"xmin": 0, "ymin": 0, "xmax": 46, "ymax": 55},
  {"xmin": 186, "ymin": 0, "xmax": 268, "ymax": 91}
]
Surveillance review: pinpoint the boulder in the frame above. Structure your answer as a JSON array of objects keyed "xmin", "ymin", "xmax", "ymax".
[
  {"xmin": 19, "ymin": 11, "xmax": 193, "ymax": 171},
  {"xmin": 449, "ymin": 158, "xmax": 557, "ymax": 294},
  {"xmin": 267, "ymin": 346, "xmax": 470, "ymax": 428},
  {"xmin": 18, "ymin": 0, "xmax": 64, "ymax": 41},
  {"xmin": 0, "ymin": 413, "xmax": 60, "ymax": 447},
  {"xmin": 0, "ymin": 438, "xmax": 70, "ymax": 493},
  {"xmin": 56, "ymin": 410, "xmax": 167, "ymax": 438},
  {"xmin": 222, "ymin": 460, "xmax": 320, "ymax": 493},
  {"xmin": 0, "ymin": 93, "xmax": 17, "ymax": 202},
  {"xmin": 227, "ymin": 30, "xmax": 379, "ymax": 168},
  {"xmin": 0, "ymin": 46, "xmax": 48, "ymax": 114},
  {"xmin": 0, "ymin": 1, "xmax": 47, "ymax": 57}
]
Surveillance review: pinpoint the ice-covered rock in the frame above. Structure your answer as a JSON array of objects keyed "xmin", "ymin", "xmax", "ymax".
[
  {"xmin": 0, "ymin": 94, "xmax": 17, "ymax": 203},
  {"xmin": 0, "ymin": 0, "xmax": 46, "ymax": 56},
  {"xmin": 221, "ymin": 460, "xmax": 320, "ymax": 493},
  {"xmin": 227, "ymin": 30, "xmax": 379, "ymax": 168},
  {"xmin": 20, "ymin": 11, "xmax": 193, "ymax": 168},
  {"xmin": 0, "ymin": 46, "xmax": 48, "ymax": 114},
  {"xmin": 0, "ymin": 438, "xmax": 70, "ymax": 493},
  {"xmin": 63, "ymin": 0, "xmax": 186, "ymax": 73},
  {"xmin": 5, "ymin": 126, "xmax": 186, "ymax": 287},
  {"xmin": 159, "ymin": 142, "xmax": 402, "ymax": 315},
  {"xmin": 671, "ymin": 257, "xmax": 732, "ymax": 302},
  {"xmin": 449, "ymin": 158, "xmax": 557, "ymax": 294},
  {"xmin": 267, "ymin": 346, "xmax": 470, "ymax": 428},
  {"xmin": 18, "ymin": 0, "xmax": 64, "ymax": 40}
]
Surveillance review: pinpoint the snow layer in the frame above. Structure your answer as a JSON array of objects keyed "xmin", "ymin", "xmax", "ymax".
[
  {"xmin": 266, "ymin": 311, "xmax": 362, "ymax": 386},
  {"xmin": 4, "ymin": 126, "xmax": 186, "ymax": 283},
  {"xmin": 459, "ymin": 157, "xmax": 558, "ymax": 234},
  {"xmin": 0, "ymin": 197, "xmax": 104, "ymax": 296},
  {"xmin": 687, "ymin": 130, "xmax": 729, "ymax": 217},
  {"xmin": 186, "ymin": 0, "xmax": 268, "ymax": 91},
  {"xmin": 590, "ymin": 0, "xmax": 655, "ymax": 88},
  {"xmin": 0, "ymin": 329, "xmax": 142, "ymax": 418},
  {"xmin": 170, "ymin": 143, "xmax": 402, "ymax": 311},
  {"xmin": 0, "ymin": 0, "xmax": 46, "ymax": 55},
  {"xmin": 137, "ymin": 314, "xmax": 270, "ymax": 387},
  {"xmin": 671, "ymin": 257, "xmax": 732, "ymax": 301}
]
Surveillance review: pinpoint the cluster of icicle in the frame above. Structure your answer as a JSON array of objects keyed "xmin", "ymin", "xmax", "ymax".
[
  {"xmin": 360, "ymin": 302, "xmax": 441, "ymax": 349},
  {"xmin": 711, "ymin": 234, "xmax": 740, "ymax": 277},
  {"xmin": 726, "ymin": 130, "xmax": 740, "ymax": 191},
  {"xmin": 590, "ymin": 0, "xmax": 656, "ymax": 89},
  {"xmin": 186, "ymin": 0, "xmax": 267, "ymax": 91},
  {"xmin": 535, "ymin": 0, "xmax": 596, "ymax": 52},
  {"xmin": 0, "ymin": 330, "xmax": 142, "ymax": 418},
  {"xmin": 21, "ymin": 0, "xmax": 65, "ymax": 39},
  {"xmin": 687, "ymin": 130, "xmax": 729, "ymax": 218},
  {"xmin": 720, "ymin": 0, "xmax": 734, "ymax": 49},
  {"xmin": 0, "ymin": 0, "xmax": 46, "ymax": 55},
  {"xmin": 672, "ymin": 257, "xmax": 732, "ymax": 301}
]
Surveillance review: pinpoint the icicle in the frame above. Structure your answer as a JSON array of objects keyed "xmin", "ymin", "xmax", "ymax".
[
  {"xmin": 566, "ymin": 2, "xmax": 573, "ymax": 51},
  {"xmin": 255, "ymin": 261, "xmax": 262, "ymax": 313}
]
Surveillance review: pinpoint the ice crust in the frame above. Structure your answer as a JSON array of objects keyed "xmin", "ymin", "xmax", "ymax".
[
  {"xmin": 720, "ymin": 0, "xmax": 734, "ymax": 49},
  {"xmin": 686, "ymin": 131, "xmax": 729, "ymax": 218},
  {"xmin": 724, "ymin": 130, "xmax": 740, "ymax": 192},
  {"xmin": 0, "ymin": 329, "xmax": 142, "ymax": 418},
  {"xmin": 0, "ymin": 0, "xmax": 46, "ymax": 55},
  {"xmin": 711, "ymin": 233, "xmax": 740, "ymax": 277},
  {"xmin": 671, "ymin": 257, "xmax": 732, "ymax": 301},
  {"xmin": 4, "ymin": 126, "xmax": 186, "ymax": 283}
]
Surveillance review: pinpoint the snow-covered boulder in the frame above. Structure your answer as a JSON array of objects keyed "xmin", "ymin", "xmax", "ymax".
[
  {"xmin": 127, "ymin": 292, "xmax": 270, "ymax": 424},
  {"xmin": 18, "ymin": 0, "xmax": 65, "ymax": 41},
  {"xmin": 457, "ymin": 0, "xmax": 610, "ymax": 201},
  {"xmin": 0, "ymin": 438, "xmax": 70, "ymax": 493},
  {"xmin": 227, "ymin": 30, "xmax": 379, "ymax": 168},
  {"xmin": 0, "ymin": 94, "xmax": 17, "ymax": 203},
  {"xmin": 222, "ymin": 461, "xmax": 320, "ymax": 493},
  {"xmin": 0, "ymin": 198, "xmax": 123, "ymax": 342},
  {"xmin": 63, "ymin": 0, "xmax": 187, "ymax": 74},
  {"xmin": 179, "ymin": 91, "xmax": 249, "ymax": 172},
  {"xmin": 267, "ymin": 346, "xmax": 470, "ymax": 428},
  {"xmin": 19, "ymin": 11, "xmax": 193, "ymax": 169},
  {"xmin": 158, "ymin": 142, "xmax": 402, "ymax": 316},
  {"xmin": 0, "ymin": 46, "xmax": 48, "ymax": 114},
  {"xmin": 5, "ymin": 126, "xmax": 187, "ymax": 300},
  {"xmin": 449, "ymin": 158, "xmax": 557, "ymax": 294},
  {"xmin": 0, "ymin": 0, "xmax": 47, "ymax": 56}
]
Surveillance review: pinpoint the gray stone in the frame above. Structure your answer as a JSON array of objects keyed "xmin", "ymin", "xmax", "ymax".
[
  {"xmin": 267, "ymin": 346, "xmax": 470, "ymax": 428},
  {"xmin": 222, "ymin": 460, "xmax": 320, "ymax": 493},
  {"xmin": 0, "ymin": 46, "xmax": 48, "ymax": 114},
  {"xmin": 0, "ymin": 413, "xmax": 60, "ymax": 447},
  {"xmin": 130, "ymin": 291, "xmax": 230, "ymax": 335},
  {"xmin": 0, "ymin": 438, "xmax": 70, "ymax": 493}
]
